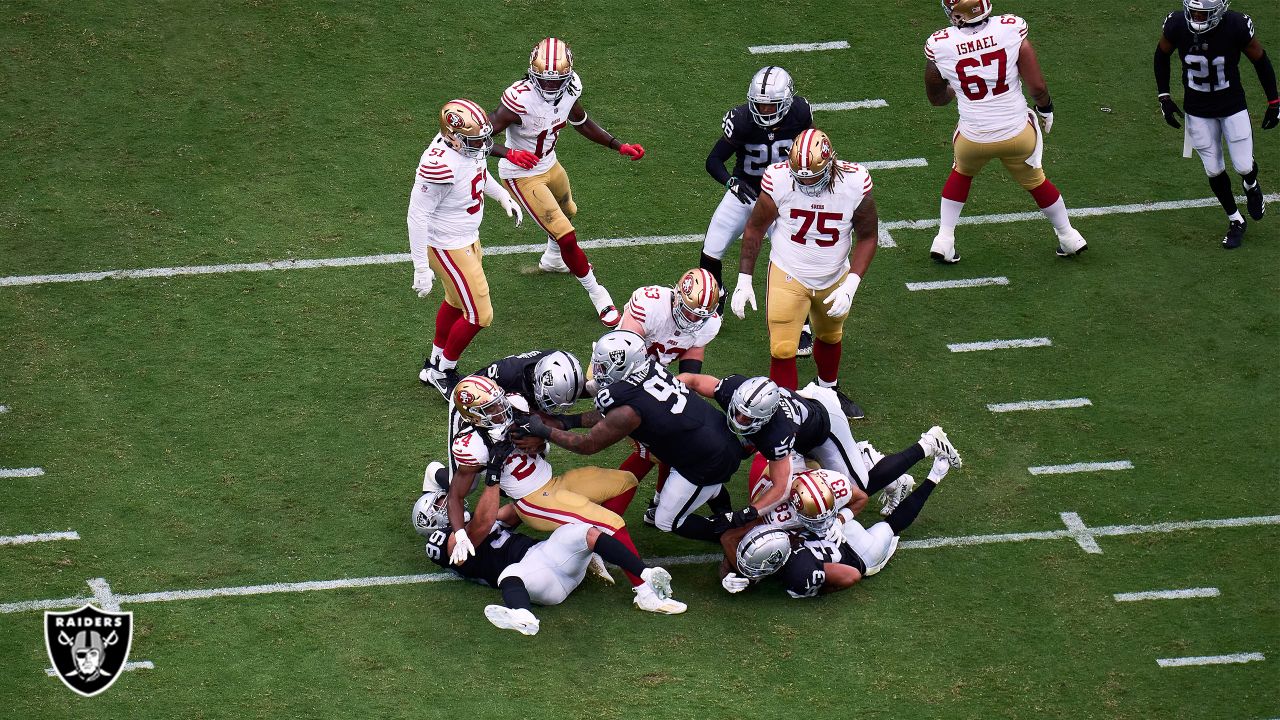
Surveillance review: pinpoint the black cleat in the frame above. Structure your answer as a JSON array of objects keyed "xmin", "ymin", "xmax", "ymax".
[
  {"xmin": 796, "ymin": 325, "xmax": 814, "ymax": 358},
  {"xmin": 1222, "ymin": 219, "xmax": 1246, "ymax": 250},
  {"xmin": 1245, "ymin": 182, "xmax": 1266, "ymax": 221},
  {"xmin": 834, "ymin": 388, "xmax": 866, "ymax": 420}
]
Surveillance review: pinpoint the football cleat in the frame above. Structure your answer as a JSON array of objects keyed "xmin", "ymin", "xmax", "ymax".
[
  {"xmin": 419, "ymin": 363, "xmax": 461, "ymax": 398},
  {"xmin": 484, "ymin": 605, "xmax": 541, "ymax": 635},
  {"xmin": 879, "ymin": 476, "xmax": 915, "ymax": 516},
  {"xmin": 796, "ymin": 324, "xmax": 814, "ymax": 357},
  {"xmin": 930, "ymin": 234, "xmax": 961, "ymax": 264},
  {"xmin": 538, "ymin": 240, "xmax": 570, "ymax": 273},
  {"xmin": 586, "ymin": 284, "xmax": 620, "ymax": 328},
  {"xmin": 640, "ymin": 567, "xmax": 673, "ymax": 599},
  {"xmin": 920, "ymin": 426, "xmax": 962, "ymax": 468},
  {"xmin": 1055, "ymin": 227, "xmax": 1088, "ymax": 257},
  {"xmin": 642, "ymin": 498, "xmax": 659, "ymax": 527},
  {"xmin": 1245, "ymin": 182, "xmax": 1266, "ymax": 221},
  {"xmin": 834, "ymin": 388, "xmax": 866, "ymax": 420},
  {"xmin": 633, "ymin": 582, "xmax": 686, "ymax": 615},
  {"xmin": 423, "ymin": 461, "xmax": 448, "ymax": 493},
  {"xmin": 587, "ymin": 553, "xmax": 615, "ymax": 585},
  {"xmin": 1222, "ymin": 219, "xmax": 1246, "ymax": 249},
  {"xmin": 863, "ymin": 534, "xmax": 899, "ymax": 576}
]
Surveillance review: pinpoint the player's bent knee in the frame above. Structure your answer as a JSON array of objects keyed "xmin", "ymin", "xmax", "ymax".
[
  {"xmin": 1012, "ymin": 168, "xmax": 1046, "ymax": 191},
  {"xmin": 814, "ymin": 330, "xmax": 842, "ymax": 345},
  {"xmin": 770, "ymin": 341, "xmax": 798, "ymax": 360}
]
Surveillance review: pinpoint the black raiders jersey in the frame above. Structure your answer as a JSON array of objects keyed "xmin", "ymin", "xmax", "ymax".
[
  {"xmin": 596, "ymin": 363, "xmax": 743, "ymax": 486},
  {"xmin": 779, "ymin": 535, "xmax": 866, "ymax": 599},
  {"xmin": 423, "ymin": 525, "xmax": 536, "ymax": 587},
  {"xmin": 713, "ymin": 374, "xmax": 831, "ymax": 460},
  {"xmin": 719, "ymin": 97, "xmax": 813, "ymax": 193},
  {"xmin": 1163, "ymin": 10, "xmax": 1257, "ymax": 117},
  {"xmin": 478, "ymin": 349, "xmax": 554, "ymax": 404}
]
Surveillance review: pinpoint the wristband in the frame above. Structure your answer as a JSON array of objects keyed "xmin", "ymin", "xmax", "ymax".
[
  {"xmin": 1269, "ymin": 98, "xmax": 1280, "ymax": 106},
  {"xmin": 1157, "ymin": 93, "xmax": 1171, "ymax": 99},
  {"xmin": 559, "ymin": 413, "xmax": 583, "ymax": 430},
  {"xmin": 1036, "ymin": 101, "xmax": 1054, "ymax": 114},
  {"xmin": 607, "ymin": 137, "xmax": 621, "ymax": 150}
]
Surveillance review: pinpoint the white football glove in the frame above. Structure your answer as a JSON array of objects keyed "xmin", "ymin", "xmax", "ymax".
[
  {"xmin": 412, "ymin": 268, "xmax": 434, "ymax": 298},
  {"xmin": 1035, "ymin": 106, "xmax": 1054, "ymax": 134},
  {"xmin": 721, "ymin": 572, "xmax": 751, "ymax": 594},
  {"xmin": 730, "ymin": 272, "xmax": 757, "ymax": 319},
  {"xmin": 822, "ymin": 273, "xmax": 861, "ymax": 318},
  {"xmin": 500, "ymin": 194, "xmax": 524, "ymax": 228},
  {"xmin": 449, "ymin": 529, "xmax": 475, "ymax": 566},
  {"xmin": 823, "ymin": 520, "xmax": 845, "ymax": 545}
]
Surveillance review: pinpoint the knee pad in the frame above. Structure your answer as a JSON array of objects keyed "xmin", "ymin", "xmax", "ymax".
[{"xmin": 770, "ymin": 339, "xmax": 798, "ymax": 359}]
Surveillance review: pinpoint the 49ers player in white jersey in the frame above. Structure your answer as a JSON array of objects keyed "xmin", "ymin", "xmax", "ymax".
[
  {"xmin": 409, "ymin": 99, "xmax": 524, "ymax": 397},
  {"xmin": 730, "ymin": 129, "xmax": 876, "ymax": 418},
  {"xmin": 925, "ymin": 0, "xmax": 1087, "ymax": 263},
  {"xmin": 486, "ymin": 38, "xmax": 647, "ymax": 328}
]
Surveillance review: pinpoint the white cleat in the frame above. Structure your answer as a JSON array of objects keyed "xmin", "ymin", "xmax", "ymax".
[
  {"xmin": 641, "ymin": 567, "xmax": 673, "ymax": 599},
  {"xmin": 920, "ymin": 426, "xmax": 962, "ymax": 468},
  {"xmin": 864, "ymin": 535, "xmax": 899, "ymax": 576},
  {"xmin": 1055, "ymin": 227, "xmax": 1088, "ymax": 257},
  {"xmin": 484, "ymin": 605, "xmax": 541, "ymax": 635},
  {"xmin": 879, "ymin": 475, "xmax": 915, "ymax": 516},
  {"xmin": 587, "ymin": 553, "xmax": 615, "ymax": 585},
  {"xmin": 538, "ymin": 252, "xmax": 571, "ymax": 273},
  {"xmin": 930, "ymin": 234, "xmax": 961, "ymax": 264},
  {"xmin": 423, "ymin": 461, "xmax": 447, "ymax": 493},
  {"xmin": 587, "ymin": 285, "xmax": 620, "ymax": 328},
  {"xmin": 633, "ymin": 581, "xmax": 687, "ymax": 615}
]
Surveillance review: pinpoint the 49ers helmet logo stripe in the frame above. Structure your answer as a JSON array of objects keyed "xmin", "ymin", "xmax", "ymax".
[
  {"xmin": 45, "ymin": 604, "xmax": 134, "ymax": 697},
  {"xmin": 438, "ymin": 99, "xmax": 493, "ymax": 160}
]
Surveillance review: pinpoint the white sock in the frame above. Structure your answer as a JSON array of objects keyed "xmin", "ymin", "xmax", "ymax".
[
  {"xmin": 1243, "ymin": 178, "xmax": 1258, "ymax": 190},
  {"xmin": 817, "ymin": 377, "xmax": 837, "ymax": 389},
  {"xmin": 430, "ymin": 345, "xmax": 444, "ymax": 364},
  {"xmin": 543, "ymin": 237, "xmax": 562, "ymax": 259},
  {"xmin": 438, "ymin": 357, "xmax": 458, "ymax": 371},
  {"xmin": 940, "ymin": 198, "xmax": 965, "ymax": 234},
  {"xmin": 1040, "ymin": 197, "xmax": 1072, "ymax": 234},
  {"xmin": 578, "ymin": 267, "xmax": 600, "ymax": 292},
  {"xmin": 1228, "ymin": 210, "xmax": 1245, "ymax": 224}
]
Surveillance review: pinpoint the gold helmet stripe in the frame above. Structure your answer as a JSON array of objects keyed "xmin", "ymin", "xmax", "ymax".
[
  {"xmin": 797, "ymin": 471, "xmax": 832, "ymax": 516},
  {"xmin": 454, "ymin": 98, "xmax": 487, "ymax": 124}
]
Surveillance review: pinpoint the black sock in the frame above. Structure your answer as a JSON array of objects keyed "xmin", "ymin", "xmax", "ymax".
[
  {"xmin": 698, "ymin": 252, "xmax": 724, "ymax": 289},
  {"xmin": 885, "ymin": 479, "xmax": 937, "ymax": 534},
  {"xmin": 865, "ymin": 443, "xmax": 926, "ymax": 495},
  {"xmin": 1208, "ymin": 171, "xmax": 1239, "ymax": 215},
  {"xmin": 673, "ymin": 514, "xmax": 723, "ymax": 543},
  {"xmin": 498, "ymin": 576, "xmax": 533, "ymax": 611},
  {"xmin": 706, "ymin": 486, "xmax": 733, "ymax": 515},
  {"xmin": 1243, "ymin": 162, "xmax": 1259, "ymax": 187},
  {"xmin": 591, "ymin": 533, "xmax": 649, "ymax": 578}
]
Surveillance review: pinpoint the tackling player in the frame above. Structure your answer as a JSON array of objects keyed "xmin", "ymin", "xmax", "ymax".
[
  {"xmin": 924, "ymin": 0, "xmax": 1088, "ymax": 263},
  {"xmin": 410, "ymin": 99, "xmax": 524, "ymax": 398},
  {"xmin": 730, "ymin": 129, "xmax": 873, "ymax": 418},
  {"xmin": 1155, "ymin": 0, "xmax": 1277, "ymax": 248},
  {"xmin": 488, "ymin": 37, "xmax": 646, "ymax": 328}
]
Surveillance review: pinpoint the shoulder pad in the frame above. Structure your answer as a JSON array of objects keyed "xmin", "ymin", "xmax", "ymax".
[
  {"xmin": 451, "ymin": 430, "xmax": 489, "ymax": 467},
  {"xmin": 501, "ymin": 81, "xmax": 530, "ymax": 115}
]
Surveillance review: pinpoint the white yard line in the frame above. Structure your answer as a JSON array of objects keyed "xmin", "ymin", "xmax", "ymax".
[
  {"xmin": 0, "ymin": 530, "xmax": 79, "ymax": 547},
  {"xmin": 906, "ymin": 276, "xmax": 1008, "ymax": 291},
  {"xmin": 1156, "ymin": 653, "xmax": 1264, "ymax": 668},
  {"xmin": 748, "ymin": 40, "xmax": 849, "ymax": 54},
  {"xmin": 88, "ymin": 578, "xmax": 121, "ymax": 611},
  {"xmin": 2, "ymin": 512, "xmax": 1277, "ymax": 614},
  {"xmin": 1028, "ymin": 460, "xmax": 1133, "ymax": 475},
  {"xmin": 1114, "ymin": 587, "xmax": 1220, "ymax": 602},
  {"xmin": 0, "ymin": 467, "xmax": 45, "ymax": 478},
  {"xmin": 861, "ymin": 157, "xmax": 928, "ymax": 170},
  {"xmin": 46, "ymin": 660, "xmax": 153, "ymax": 677},
  {"xmin": 1060, "ymin": 512, "xmax": 1104, "ymax": 554},
  {"xmin": 948, "ymin": 337, "xmax": 1052, "ymax": 353},
  {"xmin": 811, "ymin": 99, "xmax": 888, "ymax": 111},
  {"xmin": 987, "ymin": 398, "xmax": 1092, "ymax": 413},
  {"xmin": 5, "ymin": 194, "xmax": 1277, "ymax": 287}
]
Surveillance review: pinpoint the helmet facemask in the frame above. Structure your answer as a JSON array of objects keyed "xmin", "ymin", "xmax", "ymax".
[
  {"xmin": 1183, "ymin": 0, "xmax": 1228, "ymax": 33},
  {"xmin": 440, "ymin": 100, "xmax": 494, "ymax": 160},
  {"xmin": 791, "ymin": 471, "xmax": 839, "ymax": 533},
  {"xmin": 747, "ymin": 66, "xmax": 795, "ymax": 127},
  {"xmin": 789, "ymin": 129, "xmax": 837, "ymax": 198},
  {"xmin": 672, "ymin": 269, "xmax": 719, "ymax": 332},
  {"xmin": 528, "ymin": 38, "xmax": 574, "ymax": 103},
  {"xmin": 727, "ymin": 377, "xmax": 781, "ymax": 436}
]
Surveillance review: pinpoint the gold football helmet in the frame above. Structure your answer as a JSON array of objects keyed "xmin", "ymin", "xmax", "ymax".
[
  {"xmin": 453, "ymin": 375, "xmax": 513, "ymax": 431},
  {"xmin": 673, "ymin": 268, "xmax": 720, "ymax": 331},
  {"xmin": 788, "ymin": 128, "xmax": 837, "ymax": 197},
  {"xmin": 439, "ymin": 99, "xmax": 493, "ymax": 159},
  {"xmin": 790, "ymin": 469, "xmax": 838, "ymax": 531},
  {"xmin": 528, "ymin": 37, "xmax": 575, "ymax": 103},
  {"xmin": 941, "ymin": 0, "xmax": 993, "ymax": 27}
]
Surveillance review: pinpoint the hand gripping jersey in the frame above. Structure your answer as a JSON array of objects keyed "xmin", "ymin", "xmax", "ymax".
[
  {"xmin": 595, "ymin": 363, "xmax": 744, "ymax": 486},
  {"xmin": 760, "ymin": 160, "xmax": 873, "ymax": 291},
  {"xmin": 477, "ymin": 350, "xmax": 556, "ymax": 404},
  {"xmin": 713, "ymin": 374, "xmax": 830, "ymax": 460},
  {"xmin": 719, "ymin": 97, "xmax": 814, "ymax": 194},
  {"xmin": 1163, "ymin": 10, "xmax": 1257, "ymax": 118},
  {"xmin": 450, "ymin": 395, "xmax": 552, "ymax": 500},
  {"xmin": 423, "ymin": 524, "xmax": 537, "ymax": 587},
  {"xmin": 925, "ymin": 15, "xmax": 1032, "ymax": 142},
  {"xmin": 624, "ymin": 286, "xmax": 723, "ymax": 366},
  {"xmin": 407, "ymin": 133, "xmax": 491, "ymax": 249},
  {"xmin": 497, "ymin": 73, "xmax": 583, "ymax": 180}
]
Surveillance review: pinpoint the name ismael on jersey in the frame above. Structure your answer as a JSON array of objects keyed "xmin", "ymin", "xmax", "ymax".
[
  {"xmin": 51, "ymin": 616, "xmax": 126, "ymax": 628},
  {"xmin": 956, "ymin": 35, "xmax": 999, "ymax": 56}
]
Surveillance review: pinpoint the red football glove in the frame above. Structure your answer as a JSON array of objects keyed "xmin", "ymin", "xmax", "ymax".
[
  {"xmin": 618, "ymin": 143, "xmax": 645, "ymax": 160},
  {"xmin": 506, "ymin": 149, "xmax": 539, "ymax": 169}
]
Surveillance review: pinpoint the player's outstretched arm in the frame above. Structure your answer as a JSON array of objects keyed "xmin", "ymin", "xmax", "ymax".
[
  {"xmin": 517, "ymin": 404, "xmax": 640, "ymax": 455},
  {"xmin": 1244, "ymin": 37, "xmax": 1280, "ymax": 129},
  {"xmin": 924, "ymin": 61, "xmax": 955, "ymax": 106},
  {"xmin": 568, "ymin": 101, "xmax": 644, "ymax": 159},
  {"xmin": 486, "ymin": 106, "xmax": 538, "ymax": 169},
  {"xmin": 673, "ymin": 372, "xmax": 719, "ymax": 398},
  {"xmin": 465, "ymin": 484, "xmax": 502, "ymax": 548}
]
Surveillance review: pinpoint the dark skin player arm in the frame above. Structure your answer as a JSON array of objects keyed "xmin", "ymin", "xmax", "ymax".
[
  {"xmin": 446, "ymin": 464, "xmax": 480, "ymax": 535},
  {"xmin": 544, "ymin": 405, "xmax": 640, "ymax": 454},
  {"xmin": 445, "ymin": 482, "xmax": 501, "ymax": 557},
  {"xmin": 924, "ymin": 60, "xmax": 955, "ymax": 106},
  {"xmin": 848, "ymin": 192, "xmax": 879, "ymax": 279},
  {"xmin": 487, "ymin": 105, "xmax": 522, "ymax": 160},
  {"xmin": 1017, "ymin": 40, "xmax": 1052, "ymax": 109},
  {"xmin": 568, "ymin": 100, "xmax": 629, "ymax": 151},
  {"xmin": 738, "ymin": 192, "xmax": 780, "ymax": 276}
]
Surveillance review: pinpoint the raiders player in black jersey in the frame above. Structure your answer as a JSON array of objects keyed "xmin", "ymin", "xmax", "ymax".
[
  {"xmin": 1155, "ymin": 0, "xmax": 1278, "ymax": 248},
  {"xmin": 514, "ymin": 331, "xmax": 745, "ymax": 543},
  {"xmin": 414, "ymin": 482, "xmax": 686, "ymax": 635}
]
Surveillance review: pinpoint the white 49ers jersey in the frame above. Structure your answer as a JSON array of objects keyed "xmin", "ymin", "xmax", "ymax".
[
  {"xmin": 497, "ymin": 73, "xmax": 583, "ymax": 180},
  {"xmin": 407, "ymin": 133, "xmax": 490, "ymax": 250},
  {"xmin": 450, "ymin": 396, "xmax": 552, "ymax": 500},
  {"xmin": 761, "ymin": 160, "xmax": 872, "ymax": 291},
  {"xmin": 925, "ymin": 15, "xmax": 1030, "ymax": 142},
  {"xmin": 623, "ymin": 286, "xmax": 722, "ymax": 366},
  {"xmin": 750, "ymin": 467, "xmax": 857, "ymax": 531}
]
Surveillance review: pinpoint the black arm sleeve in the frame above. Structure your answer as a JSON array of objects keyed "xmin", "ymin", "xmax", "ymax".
[
  {"xmin": 1155, "ymin": 46, "xmax": 1173, "ymax": 95},
  {"xmin": 705, "ymin": 139, "xmax": 736, "ymax": 185},
  {"xmin": 1253, "ymin": 50, "xmax": 1279, "ymax": 102},
  {"xmin": 678, "ymin": 358, "xmax": 703, "ymax": 375}
]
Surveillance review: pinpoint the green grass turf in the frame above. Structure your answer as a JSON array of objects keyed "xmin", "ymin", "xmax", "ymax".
[{"xmin": 1, "ymin": 0, "xmax": 1278, "ymax": 717}]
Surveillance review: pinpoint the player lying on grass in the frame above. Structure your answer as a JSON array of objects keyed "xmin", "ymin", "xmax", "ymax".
[{"xmin": 413, "ymin": 480, "xmax": 685, "ymax": 637}]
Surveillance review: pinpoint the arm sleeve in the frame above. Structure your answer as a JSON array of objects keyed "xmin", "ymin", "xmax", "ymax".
[
  {"xmin": 482, "ymin": 171, "xmax": 512, "ymax": 203},
  {"xmin": 407, "ymin": 182, "xmax": 448, "ymax": 274},
  {"xmin": 678, "ymin": 358, "xmax": 703, "ymax": 375},
  {"xmin": 705, "ymin": 138, "xmax": 736, "ymax": 185},
  {"xmin": 1154, "ymin": 46, "xmax": 1173, "ymax": 95},
  {"xmin": 1253, "ymin": 50, "xmax": 1279, "ymax": 102}
]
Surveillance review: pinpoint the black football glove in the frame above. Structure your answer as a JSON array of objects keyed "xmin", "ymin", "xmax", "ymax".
[
  {"xmin": 485, "ymin": 440, "xmax": 515, "ymax": 486},
  {"xmin": 726, "ymin": 177, "xmax": 759, "ymax": 205},
  {"xmin": 1158, "ymin": 94, "xmax": 1183, "ymax": 129},
  {"xmin": 726, "ymin": 505, "xmax": 760, "ymax": 528},
  {"xmin": 1263, "ymin": 102, "xmax": 1279, "ymax": 130},
  {"xmin": 512, "ymin": 412, "xmax": 553, "ymax": 440}
]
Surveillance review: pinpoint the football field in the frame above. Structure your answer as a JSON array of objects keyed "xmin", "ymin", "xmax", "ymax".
[{"xmin": 2, "ymin": 1, "xmax": 1278, "ymax": 718}]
